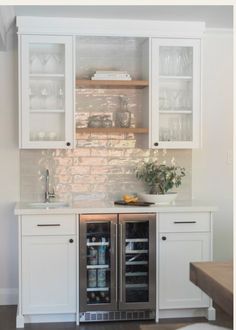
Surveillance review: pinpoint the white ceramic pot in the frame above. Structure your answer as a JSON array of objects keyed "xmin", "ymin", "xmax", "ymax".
[{"xmin": 138, "ymin": 192, "xmax": 177, "ymax": 204}]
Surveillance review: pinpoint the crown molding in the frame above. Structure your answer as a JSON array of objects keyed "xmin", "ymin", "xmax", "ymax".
[
  {"xmin": 204, "ymin": 28, "xmax": 233, "ymax": 36},
  {"xmin": 16, "ymin": 16, "xmax": 206, "ymax": 38}
]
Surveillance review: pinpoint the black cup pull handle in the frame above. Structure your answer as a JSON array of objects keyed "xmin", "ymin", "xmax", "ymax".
[
  {"xmin": 174, "ymin": 221, "xmax": 197, "ymax": 224},
  {"xmin": 69, "ymin": 239, "xmax": 74, "ymax": 243},
  {"xmin": 162, "ymin": 236, "xmax": 167, "ymax": 241}
]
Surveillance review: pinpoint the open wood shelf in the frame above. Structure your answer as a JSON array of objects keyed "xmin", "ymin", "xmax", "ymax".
[
  {"xmin": 76, "ymin": 127, "xmax": 148, "ymax": 136},
  {"xmin": 76, "ymin": 79, "xmax": 149, "ymax": 89}
]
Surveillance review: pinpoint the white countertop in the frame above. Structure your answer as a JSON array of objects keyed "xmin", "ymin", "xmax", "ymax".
[{"xmin": 14, "ymin": 200, "xmax": 217, "ymax": 215}]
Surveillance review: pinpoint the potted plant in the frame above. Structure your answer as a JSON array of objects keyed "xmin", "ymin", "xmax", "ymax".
[{"xmin": 135, "ymin": 160, "xmax": 186, "ymax": 204}]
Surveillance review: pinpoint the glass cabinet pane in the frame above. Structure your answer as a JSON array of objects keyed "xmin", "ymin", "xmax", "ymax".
[
  {"xmin": 158, "ymin": 45, "xmax": 194, "ymax": 143},
  {"xmin": 29, "ymin": 43, "xmax": 65, "ymax": 75},
  {"xmin": 86, "ymin": 222, "xmax": 111, "ymax": 305},
  {"xmin": 159, "ymin": 46, "xmax": 193, "ymax": 76},
  {"xmin": 124, "ymin": 221, "xmax": 149, "ymax": 303},
  {"xmin": 28, "ymin": 42, "xmax": 66, "ymax": 142},
  {"xmin": 21, "ymin": 35, "xmax": 73, "ymax": 148}
]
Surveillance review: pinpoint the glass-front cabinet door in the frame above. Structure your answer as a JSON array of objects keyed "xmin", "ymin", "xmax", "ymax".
[
  {"xmin": 151, "ymin": 38, "xmax": 200, "ymax": 149},
  {"xmin": 80, "ymin": 214, "xmax": 117, "ymax": 312},
  {"xmin": 20, "ymin": 35, "xmax": 73, "ymax": 148},
  {"xmin": 119, "ymin": 213, "xmax": 156, "ymax": 310}
]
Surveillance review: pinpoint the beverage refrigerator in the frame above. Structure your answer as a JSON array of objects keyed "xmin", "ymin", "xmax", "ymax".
[{"xmin": 79, "ymin": 213, "xmax": 156, "ymax": 322}]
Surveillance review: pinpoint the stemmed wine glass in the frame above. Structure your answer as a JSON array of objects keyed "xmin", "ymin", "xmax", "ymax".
[
  {"xmin": 40, "ymin": 86, "xmax": 49, "ymax": 109},
  {"xmin": 57, "ymin": 87, "xmax": 64, "ymax": 109},
  {"xmin": 53, "ymin": 53, "xmax": 64, "ymax": 73},
  {"xmin": 39, "ymin": 53, "xmax": 51, "ymax": 72},
  {"xmin": 29, "ymin": 86, "xmax": 36, "ymax": 109},
  {"xmin": 181, "ymin": 48, "xmax": 192, "ymax": 76},
  {"xmin": 29, "ymin": 54, "xmax": 37, "ymax": 73}
]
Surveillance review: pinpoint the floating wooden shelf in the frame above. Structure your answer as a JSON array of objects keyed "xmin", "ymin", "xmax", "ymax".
[
  {"xmin": 76, "ymin": 127, "xmax": 148, "ymax": 136},
  {"xmin": 76, "ymin": 79, "xmax": 149, "ymax": 89}
]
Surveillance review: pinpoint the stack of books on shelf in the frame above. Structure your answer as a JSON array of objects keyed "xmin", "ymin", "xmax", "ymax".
[{"xmin": 91, "ymin": 70, "xmax": 132, "ymax": 80}]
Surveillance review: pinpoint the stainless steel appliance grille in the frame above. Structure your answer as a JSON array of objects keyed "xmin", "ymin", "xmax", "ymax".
[{"xmin": 79, "ymin": 310, "xmax": 156, "ymax": 322}]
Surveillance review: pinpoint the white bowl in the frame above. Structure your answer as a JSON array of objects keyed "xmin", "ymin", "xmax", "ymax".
[{"xmin": 138, "ymin": 192, "xmax": 177, "ymax": 205}]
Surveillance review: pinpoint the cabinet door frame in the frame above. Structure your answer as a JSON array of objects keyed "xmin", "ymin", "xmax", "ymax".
[
  {"xmin": 151, "ymin": 38, "xmax": 201, "ymax": 149},
  {"xmin": 118, "ymin": 213, "xmax": 156, "ymax": 310},
  {"xmin": 22, "ymin": 235, "xmax": 76, "ymax": 314},
  {"xmin": 20, "ymin": 34, "xmax": 74, "ymax": 149},
  {"xmin": 79, "ymin": 214, "xmax": 118, "ymax": 312},
  {"xmin": 159, "ymin": 232, "xmax": 210, "ymax": 309}
]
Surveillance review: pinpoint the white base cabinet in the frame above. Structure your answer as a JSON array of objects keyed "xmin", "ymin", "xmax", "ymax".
[
  {"xmin": 158, "ymin": 212, "xmax": 212, "ymax": 311},
  {"xmin": 16, "ymin": 208, "xmax": 214, "ymax": 327},
  {"xmin": 22, "ymin": 235, "xmax": 76, "ymax": 314},
  {"xmin": 18, "ymin": 214, "xmax": 77, "ymax": 326},
  {"xmin": 159, "ymin": 232, "xmax": 210, "ymax": 309}
]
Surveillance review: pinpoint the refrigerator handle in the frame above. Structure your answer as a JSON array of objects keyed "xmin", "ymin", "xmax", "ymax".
[{"xmin": 119, "ymin": 223, "xmax": 123, "ymax": 303}]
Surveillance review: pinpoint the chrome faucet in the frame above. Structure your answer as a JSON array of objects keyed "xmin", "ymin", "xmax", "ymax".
[{"xmin": 45, "ymin": 169, "xmax": 55, "ymax": 203}]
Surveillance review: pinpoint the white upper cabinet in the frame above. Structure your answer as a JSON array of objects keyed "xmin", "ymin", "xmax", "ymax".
[
  {"xmin": 17, "ymin": 17, "xmax": 204, "ymax": 150},
  {"xmin": 19, "ymin": 35, "xmax": 74, "ymax": 149},
  {"xmin": 151, "ymin": 38, "xmax": 201, "ymax": 149}
]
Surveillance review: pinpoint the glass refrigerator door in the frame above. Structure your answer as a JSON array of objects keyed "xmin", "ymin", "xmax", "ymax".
[
  {"xmin": 79, "ymin": 214, "xmax": 117, "ymax": 312},
  {"xmin": 119, "ymin": 213, "xmax": 156, "ymax": 310}
]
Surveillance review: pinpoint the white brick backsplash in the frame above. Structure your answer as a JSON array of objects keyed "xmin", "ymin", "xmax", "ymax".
[
  {"xmin": 76, "ymin": 139, "xmax": 108, "ymax": 148},
  {"xmin": 20, "ymin": 88, "xmax": 192, "ymax": 202},
  {"xmin": 20, "ymin": 146, "xmax": 191, "ymax": 202}
]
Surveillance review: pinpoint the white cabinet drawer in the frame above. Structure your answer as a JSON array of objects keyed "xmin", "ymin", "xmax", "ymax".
[
  {"xmin": 159, "ymin": 212, "xmax": 210, "ymax": 233},
  {"xmin": 21, "ymin": 215, "xmax": 76, "ymax": 236}
]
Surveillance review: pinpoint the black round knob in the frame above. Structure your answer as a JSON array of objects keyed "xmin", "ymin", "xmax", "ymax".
[
  {"xmin": 66, "ymin": 142, "xmax": 71, "ymax": 146},
  {"xmin": 154, "ymin": 142, "xmax": 159, "ymax": 147},
  {"xmin": 69, "ymin": 239, "xmax": 74, "ymax": 243},
  {"xmin": 162, "ymin": 236, "xmax": 167, "ymax": 241}
]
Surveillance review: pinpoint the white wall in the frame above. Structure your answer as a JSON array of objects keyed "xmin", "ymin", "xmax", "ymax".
[
  {"xmin": 192, "ymin": 30, "xmax": 233, "ymax": 260},
  {"xmin": 0, "ymin": 30, "xmax": 19, "ymax": 304}
]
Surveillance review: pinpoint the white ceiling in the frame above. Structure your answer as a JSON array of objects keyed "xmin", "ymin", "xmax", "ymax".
[{"xmin": 14, "ymin": 5, "xmax": 233, "ymax": 29}]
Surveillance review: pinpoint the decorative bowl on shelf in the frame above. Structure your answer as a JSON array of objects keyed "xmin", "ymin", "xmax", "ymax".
[
  {"xmin": 87, "ymin": 115, "xmax": 103, "ymax": 128},
  {"xmin": 138, "ymin": 192, "xmax": 177, "ymax": 205}
]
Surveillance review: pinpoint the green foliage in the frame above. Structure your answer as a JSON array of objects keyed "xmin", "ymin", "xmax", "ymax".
[{"xmin": 135, "ymin": 160, "xmax": 186, "ymax": 194}]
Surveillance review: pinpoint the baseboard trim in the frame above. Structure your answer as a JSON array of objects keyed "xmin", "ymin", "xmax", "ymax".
[
  {"xmin": 159, "ymin": 308, "xmax": 208, "ymax": 319},
  {"xmin": 0, "ymin": 288, "xmax": 18, "ymax": 305},
  {"xmin": 24, "ymin": 313, "xmax": 76, "ymax": 324}
]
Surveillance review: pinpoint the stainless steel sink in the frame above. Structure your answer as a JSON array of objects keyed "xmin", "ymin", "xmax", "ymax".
[{"xmin": 29, "ymin": 201, "xmax": 70, "ymax": 209}]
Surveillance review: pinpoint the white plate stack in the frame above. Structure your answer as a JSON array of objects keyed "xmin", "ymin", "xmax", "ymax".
[{"xmin": 91, "ymin": 70, "xmax": 132, "ymax": 80}]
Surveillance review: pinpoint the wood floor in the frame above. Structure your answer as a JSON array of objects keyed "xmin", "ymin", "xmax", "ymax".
[{"xmin": 0, "ymin": 306, "xmax": 233, "ymax": 330}]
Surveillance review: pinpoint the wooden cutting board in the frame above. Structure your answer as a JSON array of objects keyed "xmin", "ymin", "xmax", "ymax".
[{"xmin": 114, "ymin": 200, "xmax": 154, "ymax": 206}]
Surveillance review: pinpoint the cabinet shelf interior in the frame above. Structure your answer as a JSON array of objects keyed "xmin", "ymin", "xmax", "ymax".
[
  {"xmin": 159, "ymin": 75, "xmax": 192, "ymax": 80},
  {"xmin": 29, "ymin": 74, "xmax": 65, "ymax": 79},
  {"xmin": 159, "ymin": 111, "xmax": 192, "ymax": 114},
  {"xmin": 30, "ymin": 109, "xmax": 65, "ymax": 113}
]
